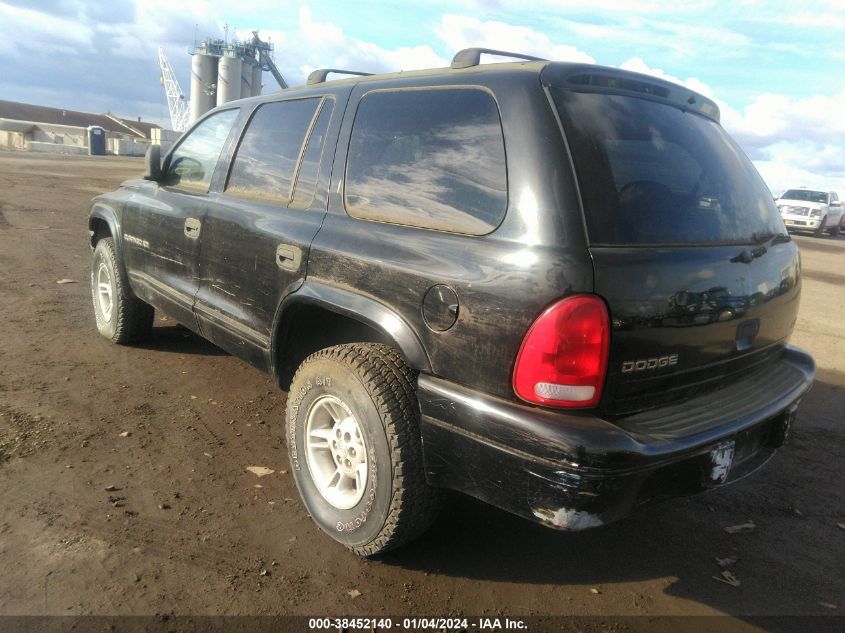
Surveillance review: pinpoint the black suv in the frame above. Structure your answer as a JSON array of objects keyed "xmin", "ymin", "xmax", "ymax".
[{"xmin": 89, "ymin": 48, "xmax": 815, "ymax": 555}]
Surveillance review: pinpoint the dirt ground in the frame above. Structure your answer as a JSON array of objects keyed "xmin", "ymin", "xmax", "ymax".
[{"xmin": 0, "ymin": 152, "xmax": 842, "ymax": 627}]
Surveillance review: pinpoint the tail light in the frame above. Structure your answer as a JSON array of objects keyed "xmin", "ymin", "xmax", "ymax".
[{"xmin": 513, "ymin": 295, "xmax": 609, "ymax": 408}]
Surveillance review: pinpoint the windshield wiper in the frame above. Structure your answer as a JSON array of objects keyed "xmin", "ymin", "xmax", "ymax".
[
  {"xmin": 751, "ymin": 231, "xmax": 790, "ymax": 245},
  {"xmin": 732, "ymin": 231, "xmax": 790, "ymax": 263}
]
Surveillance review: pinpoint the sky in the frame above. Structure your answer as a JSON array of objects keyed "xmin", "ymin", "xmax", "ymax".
[{"xmin": 1, "ymin": 0, "xmax": 843, "ymax": 194}]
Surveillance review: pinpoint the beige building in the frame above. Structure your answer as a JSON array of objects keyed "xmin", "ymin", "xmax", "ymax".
[{"xmin": 0, "ymin": 100, "xmax": 162, "ymax": 156}]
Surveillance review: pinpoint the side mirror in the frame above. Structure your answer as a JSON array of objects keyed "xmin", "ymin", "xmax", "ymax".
[{"xmin": 143, "ymin": 145, "xmax": 162, "ymax": 181}]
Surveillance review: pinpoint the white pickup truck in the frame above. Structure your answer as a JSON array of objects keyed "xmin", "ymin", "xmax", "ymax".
[{"xmin": 777, "ymin": 188, "xmax": 843, "ymax": 237}]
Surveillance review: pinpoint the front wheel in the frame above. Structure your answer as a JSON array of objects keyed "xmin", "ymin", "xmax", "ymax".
[
  {"xmin": 286, "ymin": 343, "xmax": 441, "ymax": 556},
  {"xmin": 814, "ymin": 217, "xmax": 827, "ymax": 237},
  {"xmin": 91, "ymin": 237, "xmax": 154, "ymax": 344}
]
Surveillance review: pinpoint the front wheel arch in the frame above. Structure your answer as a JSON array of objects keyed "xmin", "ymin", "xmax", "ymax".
[{"xmin": 88, "ymin": 204, "xmax": 121, "ymax": 250}]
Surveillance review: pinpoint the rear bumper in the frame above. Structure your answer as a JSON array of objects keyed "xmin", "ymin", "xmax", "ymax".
[{"xmin": 418, "ymin": 345, "xmax": 815, "ymax": 530}]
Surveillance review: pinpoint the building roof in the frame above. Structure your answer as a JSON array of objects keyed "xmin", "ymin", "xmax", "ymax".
[
  {"xmin": 0, "ymin": 100, "xmax": 161, "ymax": 138},
  {"xmin": 0, "ymin": 119, "xmax": 35, "ymax": 133},
  {"xmin": 107, "ymin": 114, "xmax": 161, "ymax": 138}
]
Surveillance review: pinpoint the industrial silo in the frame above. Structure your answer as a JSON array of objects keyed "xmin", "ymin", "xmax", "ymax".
[
  {"xmin": 252, "ymin": 64, "xmax": 263, "ymax": 96},
  {"xmin": 190, "ymin": 52, "xmax": 218, "ymax": 123},
  {"xmin": 216, "ymin": 54, "xmax": 242, "ymax": 106},
  {"xmin": 240, "ymin": 60, "xmax": 254, "ymax": 99}
]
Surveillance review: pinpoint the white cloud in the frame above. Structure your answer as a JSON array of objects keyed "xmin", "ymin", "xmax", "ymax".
[
  {"xmin": 615, "ymin": 57, "xmax": 845, "ymax": 194},
  {"xmin": 0, "ymin": 2, "xmax": 95, "ymax": 55},
  {"xmin": 297, "ymin": 6, "xmax": 446, "ymax": 73},
  {"xmin": 554, "ymin": 15, "xmax": 753, "ymax": 60},
  {"xmin": 435, "ymin": 14, "xmax": 594, "ymax": 63},
  {"xmin": 240, "ymin": 7, "xmax": 447, "ymax": 87},
  {"xmin": 466, "ymin": 0, "xmax": 717, "ymax": 13},
  {"xmin": 97, "ymin": 0, "xmax": 222, "ymax": 59},
  {"xmin": 720, "ymin": 91, "xmax": 845, "ymax": 192},
  {"xmin": 766, "ymin": 10, "xmax": 845, "ymax": 29}
]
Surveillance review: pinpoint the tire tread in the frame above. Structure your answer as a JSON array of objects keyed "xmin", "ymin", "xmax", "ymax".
[
  {"xmin": 291, "ymin": 342, "xmax": 441, "ymax": 556},
  {"xmin": 92, "ymin": 238, "xmax": 154, "ymax": 344}
]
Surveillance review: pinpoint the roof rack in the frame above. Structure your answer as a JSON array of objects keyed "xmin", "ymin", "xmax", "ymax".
[
  {"xmin": 451, "ymin": 48, "xmax": 547, "ymax": 69},
  {"xmin": 307, "ymin": 68, "xmax": 374, "ymax": 85}
]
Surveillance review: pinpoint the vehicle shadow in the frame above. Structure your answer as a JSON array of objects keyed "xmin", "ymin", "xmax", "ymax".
[
  {"xmin": 383, "ymin": 370, "xmax": 845, "ymax": 618},
  {"xmin": 136, "ymin": 323, "xmax": 228, "ymax": 357}
]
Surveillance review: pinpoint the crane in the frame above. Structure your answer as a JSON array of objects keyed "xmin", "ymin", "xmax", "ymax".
[{"xmin": 158, "ymin": 46, "xmax": 190, "ymax": 132}]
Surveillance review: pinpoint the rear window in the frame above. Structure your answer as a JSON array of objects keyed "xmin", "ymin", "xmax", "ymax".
[
  {"xmin": 344, "ymin": 88, "xmax": 507, "ymax": 235},
  {"xmin": 553, "ymin": 89, "xmax": 784, "ymax": 245}
]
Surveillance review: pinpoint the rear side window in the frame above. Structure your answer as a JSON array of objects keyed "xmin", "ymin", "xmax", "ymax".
[
  {"xmin": 226, "ymin": 98, "xmax": 321, "ymax": 204},
  {"xmin": 553, "ymin": 89, "xmax": 784, "ymax": 245},
  {"xmin": 345, "ymin": 88, "xmax": 507, "ymax": 235},
  {"xmin": 166, "ymin": 109, "xmax": 238, "ymax": 192}
]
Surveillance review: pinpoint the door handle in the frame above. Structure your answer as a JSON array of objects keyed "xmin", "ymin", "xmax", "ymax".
[
  {"xmin": 184, "ymin": 217, "xmax": 201, "ymax": 239},
  {"xmin": 276, "ymin": 244, "xmax": 301, "ymax": 271}
]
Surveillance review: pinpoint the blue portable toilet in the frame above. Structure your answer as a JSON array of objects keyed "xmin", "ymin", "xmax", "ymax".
[{"xmin": 88, "ymin": 126, "xmax": 106, "ymax": 155}]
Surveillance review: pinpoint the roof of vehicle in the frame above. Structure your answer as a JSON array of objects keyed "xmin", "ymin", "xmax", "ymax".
[{"xmin": 244, "ymin": 48, "xmax": 721, "ymax": 123}]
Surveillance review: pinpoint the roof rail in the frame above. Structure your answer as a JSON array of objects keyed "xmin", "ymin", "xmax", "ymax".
[
  {"xmin": 307, "ymin": 69, "xmax": 374, "ymax": 85},
  {"xmin": 451, "ymin": 48, "xmax": 547, "ymax": 69}
]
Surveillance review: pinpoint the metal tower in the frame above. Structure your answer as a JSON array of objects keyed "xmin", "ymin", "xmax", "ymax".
[
  {"xmin": 158, "ymin": 47, "xmax": 190, "ymax": 132},
  {"xmin": 251, "ymin": 30, "xmax": 288, "ymax": 89}
]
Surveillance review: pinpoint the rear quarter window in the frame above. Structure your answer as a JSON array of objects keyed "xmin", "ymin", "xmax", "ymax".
[{"xmin": 344, "ymin": 87, "xmax": 507, "ymax": 235}]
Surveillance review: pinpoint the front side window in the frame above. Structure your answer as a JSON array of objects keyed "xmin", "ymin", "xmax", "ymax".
[
  {"xmin": 553, "ymin": 89, "xmax": 784, "ymax": 245},
  {"xmin": 226, "ymin": 98, "xmax": 321, "ymax": 204},
  {"xmin": 345, "ymin": 88, "xmax": 507, "ymax": 235},
  {"xmin": 165, "ymin": 109, "xmax": 239, "ymax": 191}
]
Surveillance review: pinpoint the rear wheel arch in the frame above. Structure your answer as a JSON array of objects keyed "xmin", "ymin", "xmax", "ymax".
[{"xmin": 271, "ymin": 286, "xmax": 431, "ymax": 390}]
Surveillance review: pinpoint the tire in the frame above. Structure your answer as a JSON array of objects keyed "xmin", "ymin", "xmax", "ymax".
[
  {"xmin": 286, "ymin": 343, "xmax": 441, "ymax": 556},
  {"xmin": 831, "ymin": 223, "xmax": 841, "ymax": 237},
  {"xmin": 814, "ymin": 217, "xmax": 827, "ymax": 237},
  {"xmin": 91, "ymin": 237, "xmax": 154, "ymax": 344}
]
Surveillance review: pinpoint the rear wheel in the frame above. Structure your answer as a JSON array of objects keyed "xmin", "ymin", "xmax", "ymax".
[
  {"xmin": 286, "ymin": 343, "xmax": 441, "ymax": 556},
  {"xmin": 91, "ymin": 237, "xmax": 154, "ymax": 344}
]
